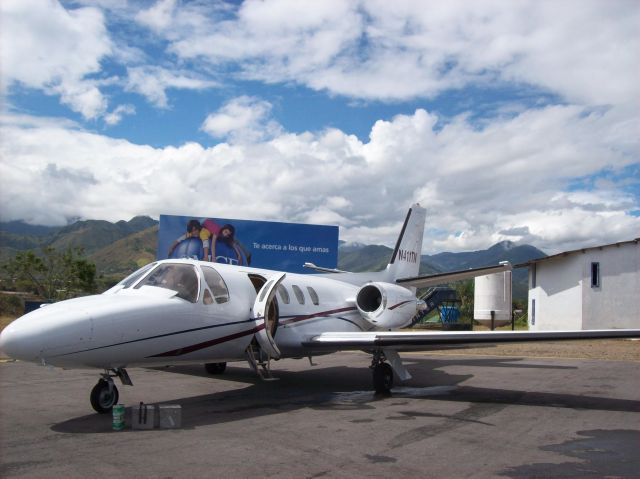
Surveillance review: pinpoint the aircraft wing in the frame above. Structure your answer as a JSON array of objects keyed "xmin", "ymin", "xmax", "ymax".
[
  {"xmin": 396, "ymin": 263, "xmax": 512, "ymax": 288},
  {"xmin": 302, "ymin": 329, "xmax": 640, "ymax": 352}
]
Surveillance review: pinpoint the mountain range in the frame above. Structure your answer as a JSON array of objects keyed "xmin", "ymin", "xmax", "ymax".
[
  {"xmin": 339, "ymin": 240, "xmax": 544, "ymax": 300},
  {"xmin": 0, "ymin": 218, "xmax": 545, "ymax": 300},
  {"xmin": 0, "ymin": 217, "xmax": 159, "ymax": 278}
]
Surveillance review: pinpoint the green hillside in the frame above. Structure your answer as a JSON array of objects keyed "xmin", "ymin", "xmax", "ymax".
[
  {"xmin": 337, "ymin": 240, "xmax": 544, "ymax": 300},
  {"xmin": 424, "ymin": 241, "xmax": 546, "ymax": 300},
  {"xmin": 338, "ymin": 243, "xmax": 441, "ymax": 275},
  {"xmin": 89, "ymin": 225, "xmax": 159, "ymax": 278},
  {"xmin": 49, "ymin": 217, "xmax": 158, "ymax": 255},
  {"xmin": 0, "ymin": 217, "xmax": 159, "ymax": 287},
  {"xmin": 339, "ymin": 244, "xmax": 394, "ymax": 272},
  {"xmin": 425, "ymin": 241, "xmax": 546, "ymax": 270}
]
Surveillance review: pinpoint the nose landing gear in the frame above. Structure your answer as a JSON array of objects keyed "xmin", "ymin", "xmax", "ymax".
[
  {"xmin": 204, "ymin": 362, "xmax": 227, "ymax": 374},
  {"xmin": 90, "ymin": 378, "xmax": 119, "ymax": 414},
  {"xmin": 90, "ymin": 368, "xmax": 132, "ymax": 414}
]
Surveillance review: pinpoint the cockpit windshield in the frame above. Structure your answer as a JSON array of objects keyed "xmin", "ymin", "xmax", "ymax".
[
  {"xmin": 120, "ymin": 262, "xmax": 157, "ymax": 289},
  {"xmin": 104, "ymin": 262, "xmax": 157, "ymax": 294},
  {"xmin": 134, "ymin": 263, "xmax": 199, "ymax": 303}
]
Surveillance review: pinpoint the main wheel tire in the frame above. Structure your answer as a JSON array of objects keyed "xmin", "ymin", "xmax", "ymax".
[
  {"xmin": 373, "ymin": 362, "xmax": 393, "ymax": 394},
  {"xmin": 204, "ymin": 362, "xmax": 227, "ymax": 375},
  {"xmin": 90, "ymin": 379, "xmax": 119, "ymax": 414}
]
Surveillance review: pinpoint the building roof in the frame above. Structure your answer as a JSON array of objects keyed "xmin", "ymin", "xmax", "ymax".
[{"xmin": 515, "ymin": 237, "xmax": 639, "ymax": 268}]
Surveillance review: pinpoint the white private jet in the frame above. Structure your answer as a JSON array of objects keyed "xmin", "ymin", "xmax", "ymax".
[{"xmin": 1, "ymin": 204, "xmax": 638, "ymax": 414}]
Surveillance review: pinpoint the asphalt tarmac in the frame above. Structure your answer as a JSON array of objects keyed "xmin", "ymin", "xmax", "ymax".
[{"xmin": 1, "ymin": 351, "xmax": 639, "ymax": 478}]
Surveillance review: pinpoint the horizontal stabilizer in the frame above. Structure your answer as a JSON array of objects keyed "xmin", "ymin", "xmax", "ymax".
[
  {"xmin": 396, "ymin": 262, "xmax": 512, "ymax": 288},
  {"xmin": 303, "ymin": 262, "xmax": 348, "ymax": 274}
]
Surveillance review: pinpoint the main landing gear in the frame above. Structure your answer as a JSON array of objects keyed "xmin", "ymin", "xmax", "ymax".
[
  {"xmin": 204, "ymin": 362, "xmax": 227, "ymax": 374},
  {"xmin": 370, "ymin": 350, "xmax": 393, "ymax": 394},
  {"xmin": 90, "ymin": 368, "xmax": 132, "ymax": 414}
]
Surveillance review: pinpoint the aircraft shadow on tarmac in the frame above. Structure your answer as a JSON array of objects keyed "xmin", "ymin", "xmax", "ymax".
[{"xmin": 50, "ymin": 356, "xmax": 640, "ymax": 434}]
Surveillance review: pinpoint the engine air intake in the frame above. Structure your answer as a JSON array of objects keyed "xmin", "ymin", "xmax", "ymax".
[{"xmin": 356, "ymin": 284, "xmax": 384, "ymax": 313}]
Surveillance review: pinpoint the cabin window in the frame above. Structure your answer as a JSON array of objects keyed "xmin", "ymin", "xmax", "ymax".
[
  {"xmin": 591, "ymin": 262, "xmax": 600, "ymax": 288},
  {"xmin": 136, "ymin": 263, "xmax": 199, "ymax": 303},
  {"xmin": 278, "ymin": 285, "xmax": 290, "ymax": 304},
  {"xmin": 292, "ymin": 285, "xmax": 305, "ymax": 304},
  {"xmin": 307, "ymin": 286, "xmax": 319, "ymax": 305},
  {"xmin": 201, "ymin": 265, "xmax": 230, "ymax": 303}
]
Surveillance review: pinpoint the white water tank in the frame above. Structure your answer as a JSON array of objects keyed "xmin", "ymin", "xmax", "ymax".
[{"xmin": 474, "ymin": 269, "xmax": 512, "ymax": 327}]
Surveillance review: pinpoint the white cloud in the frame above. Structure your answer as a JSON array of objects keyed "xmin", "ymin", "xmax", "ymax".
[
  {"xmin": 57, "ymin": 84, "xmax": 108, "ymax": 120},
  {"xmin": 0, "ymin": 0, "xmax": 112, "ymax": 119},
  {"xmin": 1, "ymin": 107, "xmax": 638, "ymax": 254},
  {"xmin": 0, "ymin": 1, "xmax": 220, "ymax": 118},
  {"xmin": 4, "ymin": 1, "xmax": 637, "ymax": 124},
  {"xmin": 125, "ymin": 66, "xmax": 219, "ymax": 108},
  {"xmin": 156, "ymin": 0, "xmax": 640, "ymax": 107},
  {"xmin": 494, "ymin": 196, "xmax": 640, "ymax": 253},
  {"xmin": 1, "ymin": 1, "xmax": 638, "ymax": 255},
  {"xmin": 134, "ymin": 0, "xmax": 177, "ymax": 33},
  {"xmin": 201, "ymin": 96, "xmax": 282, "ymax": 142},
  {"xmin": 134, "ymin": 0, "xmax": 223, "ymax": 40},
  {"xmin": 104, "ymin": 104, "xmax": 136, "ymax": 126}
]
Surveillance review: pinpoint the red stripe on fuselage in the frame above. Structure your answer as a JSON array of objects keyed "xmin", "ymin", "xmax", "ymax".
[
  {"xmin": 149, "ymin": 323, "xmax": 265, "ymax": 357},
  {"xmin": 279, "ymin": 306, "xmax": 358, "ymax": 326},
  {"xmin": 389, "ymin": 300, "xmax": 413, "ymax": 310},
  {"xmin": 148, "ymin": 305, "xmax": 361, "ymax": 358}
]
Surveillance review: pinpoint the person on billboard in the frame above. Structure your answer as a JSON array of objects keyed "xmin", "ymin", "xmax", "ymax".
[
  {"xmin": 167, "ymin": 219, "xmax": 203, "ymax": 259},
  {"xmin": 199, "ymin": 218, "xmax": 221, "ymax": 262},
  {"xmin": 211, "ymin": 223, "xmax": 252, "ymax": 266}
]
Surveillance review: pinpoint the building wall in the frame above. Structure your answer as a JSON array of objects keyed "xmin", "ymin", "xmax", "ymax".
[
  {"xmin": 581, "ymin": 242, "xmax": 639, "ymax": 329},
  {"xmin": 529, "ymin": 255, "xmax": 583, "ymax": 330},
  {"xmin": 528, "ymin": 241, "xmax": 639, "ymax": 330}
]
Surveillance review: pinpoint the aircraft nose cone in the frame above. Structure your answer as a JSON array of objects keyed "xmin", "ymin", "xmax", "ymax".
[
  {"xmin": 0, "ymin": 319, "xmax": 42, "ymax": 362},
  {"xmin": 0, "ymin": 328, "xmax": 7, "ymax": 356},
  {"xmin": 0, "ymin": 322, "xmax": 19, "ymax": 359}
]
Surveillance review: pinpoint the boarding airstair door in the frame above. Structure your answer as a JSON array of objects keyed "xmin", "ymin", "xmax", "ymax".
[{"xmin": 251, "ymin": 272, "xmax": 285, "ymax": 359}]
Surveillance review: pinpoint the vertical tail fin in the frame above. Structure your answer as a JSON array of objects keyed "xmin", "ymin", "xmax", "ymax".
[{"xmin": 386, "ymin": 204, "xmax": 426, "ymax": 281}]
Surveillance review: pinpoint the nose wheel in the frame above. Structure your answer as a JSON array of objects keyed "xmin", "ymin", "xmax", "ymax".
[
  {"xmin": 90, "ymin": 379, "xmax": 119, "ymax": 414},
  {"xmin": 89, "ymin": 369, "xmax": 131, "ymax": 414}
]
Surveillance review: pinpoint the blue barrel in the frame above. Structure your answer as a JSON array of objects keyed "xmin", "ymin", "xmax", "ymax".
[{"xmin": 440, "ymin": 306, "xmax": 460, "ymax": 324}]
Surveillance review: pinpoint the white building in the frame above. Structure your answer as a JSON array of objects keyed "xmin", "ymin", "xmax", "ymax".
[{"xmin": 520, "ymin": 238, "xmax": 639, "ymax": 330}]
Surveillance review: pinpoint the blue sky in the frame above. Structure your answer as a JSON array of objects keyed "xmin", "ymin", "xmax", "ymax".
[{"xmin": 1, "ymin": 0, "xmax": 639, "ymax": 254}]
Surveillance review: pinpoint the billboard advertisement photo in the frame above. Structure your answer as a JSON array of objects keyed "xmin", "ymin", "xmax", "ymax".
[{"xmin": 158, "ymin": 214, "xmax": 339, "ymax": 274}]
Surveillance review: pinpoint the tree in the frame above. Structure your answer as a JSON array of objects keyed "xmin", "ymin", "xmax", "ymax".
[
  {"xmin": 3, "ymin": 246, "xmax": 97, "ymax": 301},
  {"xmin": 453, "ymin": 279, "xmax": 474, "ymax": 323}
]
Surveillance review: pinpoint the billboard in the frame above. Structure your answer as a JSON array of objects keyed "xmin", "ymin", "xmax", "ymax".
[{"xmin": 158, "ymin": 214, "xmax": 339, "ymax": 274}]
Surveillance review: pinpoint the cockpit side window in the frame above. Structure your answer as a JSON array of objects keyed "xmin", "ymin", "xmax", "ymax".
[
  {"xmin": 135, "ymin": 263, "xmax": 199, "ymax": 303},
  {"xmin": 201, "ymin": 266, "xmax": 230, "ymax": 304}
]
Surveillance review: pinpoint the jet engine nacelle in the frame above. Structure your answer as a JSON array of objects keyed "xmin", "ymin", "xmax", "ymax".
[{"xmin": 355, "ymin": 282, "xmax": 418, "ymax": 330}]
